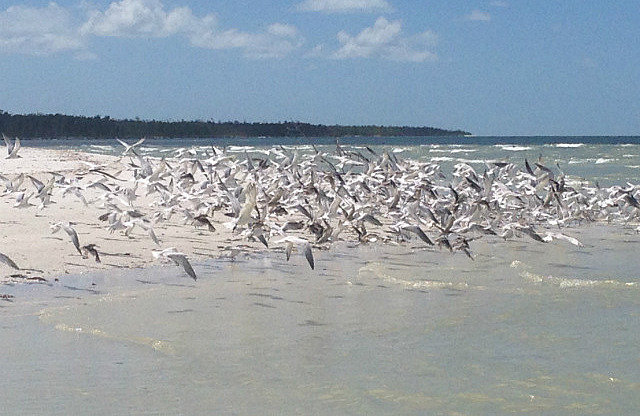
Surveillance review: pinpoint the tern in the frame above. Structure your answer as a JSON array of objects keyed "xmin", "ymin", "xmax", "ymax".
[
  {"xmin": 153, "ymin": 248, "xmax": 197, "ymax": 280},
  {"xmin": 82, "ymin": 244, "xmax": 101, "ymax": 263},
  {"xmin": 3, "ymin": 134, "xmax": 21, "ymax": 159},
  {"xmin": 50, "ymin": 222, "xmax": 83, "ymax": 255},
  {"xmin": 274, "ymin": 236, "xmax": 315, "ymax": 270},
  {"xmin": 116, "ymin": 137, "xmax": 146, "ymax": 155}
]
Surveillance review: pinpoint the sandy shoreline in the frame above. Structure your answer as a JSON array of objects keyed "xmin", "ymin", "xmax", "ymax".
[
  {"xmin": 0, "ymin": 146, "xmax": 249, "ymax": 286},
  {"xmin": 2, "ymin": 141, "xmax": 638, "ymax": 290}
]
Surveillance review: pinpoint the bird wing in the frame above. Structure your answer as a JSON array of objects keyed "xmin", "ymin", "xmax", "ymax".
[
  {"xmin": 3, "ymin": 134, "xmax": 13, "ymax": 156},
  {"xmin": 0, "ymin": 251, "xmax": 20, "ymax": 270},
  {"xmin": 167, "ymin": 253, "xmax": 197, "ymax": 280},
  {"xmin": 282, "ymin": 241, "xmax": 293, "ymax": 261},
  {"xmin": 62, "ymin": 224, "xmax": 82, "ymax": 255},
  {"xmin": 545, "ymin": 232, "xmax": 585, "ymax": 247},
  {"xmin": 28, "ymin": 175, "xmax": 45, "ymax": 193},
  {"xmin": 132, "ymin": 137, "xmax": 146, "ymax": 147},
  {"xmin": 520, "ymin": 226, "xmax": 546, "ymax": 243},
  {"xmin": 10, "ymin": 137, "xmax": 20, "ymax": 157},
  {"xmin": 403, "ymin": 225, "xmax": 434, "ymax": 245},
  {"xmin": 147, "ymin": 227, "xmax": 161, "ymax": 246},
  {"xmin": 116, "ymin": 138, "xmax": 130, "ymax": 150},
  {"xmin": 236, "ymin": 183, "xmax": 257, "ymax": 225},
  {"xmin": 303, "ymin": 242, "xmax": 315, "ymax": 270}
]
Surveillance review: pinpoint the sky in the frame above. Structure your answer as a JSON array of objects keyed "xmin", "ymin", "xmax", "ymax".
[{"xmin": 0, "ymin": 0, "xmax": 639, "ymax": 136}]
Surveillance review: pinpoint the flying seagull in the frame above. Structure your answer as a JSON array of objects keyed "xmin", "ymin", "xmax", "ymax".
[
  {"xmin": 3, "ymin": 134, "xmax": 21, "ymax": 159},
  {"xmin": 152, "ymin": 248, "xmax": 197, "ymax": 280},
  {"xmin": 116, "ymin": 137, "xmax": 146, "ymax": 156},
  {"xmin": 82, "ymin": 244, "xmax": 101, "ymax": 263},
  {"xmin": 50, "ymin": 222, "xmax": 83, "ymax": 255},
  {"xmin": 274, "ymin": 236, "xmax": 315, "ymax": 270}
]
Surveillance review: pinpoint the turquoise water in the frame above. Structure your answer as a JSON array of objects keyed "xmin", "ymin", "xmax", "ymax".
[
  {"xmin": 2, "ymin": 137, "xmax": 640, "ymax": 415},
  {"xmin": 29, "ymin": 135, "xmax": 638, "ymax": 185}
]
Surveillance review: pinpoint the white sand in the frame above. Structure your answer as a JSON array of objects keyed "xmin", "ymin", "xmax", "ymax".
[{"xmin": 0, "ymin": 147, "xmax": 245, "ymax": 284}]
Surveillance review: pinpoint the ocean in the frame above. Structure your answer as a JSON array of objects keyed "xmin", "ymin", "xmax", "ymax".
[{"xmin": 2, "ymin": 136, "xmax": 640, "ymax": 415}]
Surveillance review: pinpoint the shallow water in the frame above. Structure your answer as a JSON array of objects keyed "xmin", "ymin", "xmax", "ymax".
[
  {"xmin": 2, "ymin": 224, "xmax": 639, "ymax": 415},
  {"xmin": 25, "ymin": 135, "xmax": 640, "ymax": 186}
]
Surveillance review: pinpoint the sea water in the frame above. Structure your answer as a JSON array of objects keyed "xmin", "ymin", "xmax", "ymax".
[{"xmin": 1, "ymin": 137, "xmax": 640, "ymax": 415}]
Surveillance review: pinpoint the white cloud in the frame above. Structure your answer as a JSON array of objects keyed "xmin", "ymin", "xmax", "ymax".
[
  {"xmin": 332, "ymin": 17, "xmax": 437, "ymax": 62},
  {"xmin": 188, "ymin": 23, "xmax": 304, "ymax": 59},
  {"xmin": 464, "ymin": 10, "xmax": 491, "ymax": 22},
  {"xmin": 80, "ymin": 0, "xmax": 209, "ymax": 38},
  {"xmin": 296, "ymin": 0, "xmax": 392, "ymax": 13},
  {"xmin": 81, "ymin": 0, "xmax": 302, "ymax": 58},
  {"xmin": 0, "ymin": 3, "xmax": 85, "ymax": 55}
]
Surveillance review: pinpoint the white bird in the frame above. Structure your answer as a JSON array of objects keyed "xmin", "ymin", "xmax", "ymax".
[
  {"xmin": 13, "ymin": 192, "xmax": 34, "ymax": 208},
  {"xmin": 235, "ymin": 182, "xmax": 257, "ymax": 227},
  {"xmin": 116, "ymin": 137, "xmax": 146, "ymax": 155},
  {"xmin": 50, "ymin": 222, "xmax": 83, "ymax": 255},
  {"xmin": 542, "ymin": 231, "xmax": 585, "ymax": 247},
  {"xmin": 3, "ymin": 134, "xmax": 21, "ymax": 159},
  {"xmin": 274, "ymin": 236, "xmax": 315, "ymax": 270},
  {"xmin": 152, "ymin": 248, "xmax": 197, "ymax": 280}
]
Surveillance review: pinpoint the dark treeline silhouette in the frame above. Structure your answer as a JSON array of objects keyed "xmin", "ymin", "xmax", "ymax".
[{"xmin": 0, "ymin": 110, "xmax": 470, "ymax": 139}]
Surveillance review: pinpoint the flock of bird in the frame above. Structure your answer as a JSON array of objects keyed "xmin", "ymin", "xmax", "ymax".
[{"xmin": 1, "ymin": 133, "xmax": 640, "ymax": 282}]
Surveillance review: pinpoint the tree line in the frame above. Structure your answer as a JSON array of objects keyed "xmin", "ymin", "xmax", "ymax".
[{"xmin": 0, "ymin": 110, "xmax": 470, "ymax": 139}]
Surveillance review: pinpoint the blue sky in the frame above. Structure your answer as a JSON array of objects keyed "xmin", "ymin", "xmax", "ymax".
[{"xmin": 0, "ymin": 0, "xmax": 638, "ymax": 136}]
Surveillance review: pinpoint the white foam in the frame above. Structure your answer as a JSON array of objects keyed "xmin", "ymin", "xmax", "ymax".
[
  {"xmin": 555, "ymin": 143, "xmax": 584, "ymax": 148},
  {"xmin": 496, "ymin": 145, "xmax": 531, "ymax": 151},
  {"xmin": 358, "ymin": 264, "xmax": 468, "ymax": 290},
  {"xmin": 226, "ymin": 146, "xmax": 255, "ymax": 152},
  {"xmin": 510, "ymin": 260, "xmax": 636, "ymax": 289}
]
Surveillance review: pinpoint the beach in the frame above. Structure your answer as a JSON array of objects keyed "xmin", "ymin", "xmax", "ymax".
[
  {"xmin": 1, "ymin": 142, "xmax": 640, "ymax": 415},
  {"xmin": 0, "ymin": 147, "xmax": 246, "ymax": 284}
]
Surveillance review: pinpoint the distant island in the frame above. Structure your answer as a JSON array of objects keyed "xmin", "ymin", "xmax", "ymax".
[{"xmin": 0, "ymin": 110, "xmax": 470, "ymax": 139}]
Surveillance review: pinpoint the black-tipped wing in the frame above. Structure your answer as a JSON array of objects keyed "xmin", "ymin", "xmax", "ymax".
[
  {"xmin": 0, "ymin": 251, "xmax": 20, "ymax": 270},
  {"xmin": 62, "ymin": 224, "xmax": 83, "ymax": 255},
  {"xmin": 303, "ymin": 242, "xmax": 315, "ymax": 270},
  {"xmin": 167, "ymin": 253, "xmax": 197, "ymax": 281},
  {"xmin": 402, "ymin": 225, "xmax": 434, "ymax": 245}
]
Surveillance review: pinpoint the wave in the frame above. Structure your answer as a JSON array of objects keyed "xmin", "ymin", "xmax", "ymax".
[
  {"xmin": 357, "ymin": 263, "xmax": 469, "ymax": 290},
  {"xmin": 226, "ymin": 145, "xmax": 256, "ymax": 152},
  {"xmin": 495, "ymin": 144, "xmax": 532, "ymax": 151},
  {"xmin": 429, "ymin": 148, "xmax": 477, "ymax": 154},
  {"xmin": 555, "ymin": 143, "xmax": 585, "ymax": 148},
  {"xmin": 40, "ymin": 305, "xmax": 177, "ymax": 353},
  {"xmin": 510, "ymin": 260, "xmax": 636, "ymax": 289},
  {"xmin": 392, "ymin": 147, "xmax": 410, "ymax": 153}
]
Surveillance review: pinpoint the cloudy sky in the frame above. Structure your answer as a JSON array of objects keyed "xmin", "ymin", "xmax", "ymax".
[{"xmin": 1, "ymin": 0, "xmax": 638, "ymax": 136}]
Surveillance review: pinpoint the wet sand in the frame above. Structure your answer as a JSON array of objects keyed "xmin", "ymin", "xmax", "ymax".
[{"xmin": 2, "ymin": 225, "xmax": 640, "ymax": 415}]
